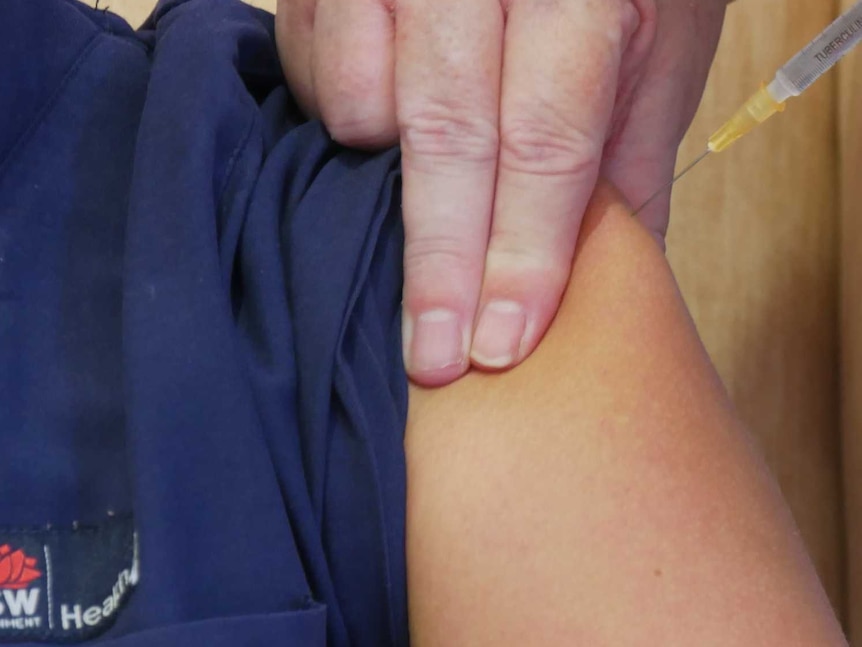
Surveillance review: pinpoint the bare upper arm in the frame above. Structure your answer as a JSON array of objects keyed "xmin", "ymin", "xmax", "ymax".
[{"xmin": 405, "ymin": 184, "xmax": 845, "ymax": 646}]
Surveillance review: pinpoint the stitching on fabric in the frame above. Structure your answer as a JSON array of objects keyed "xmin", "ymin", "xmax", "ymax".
[
  {"xmin": 0, "ymin": 34, "xmax": 105, "ymax": 183},
  {"xmin": 43, "ymin": 544, "xmax": 55, "ymax": 631},
  {"xmin": 0, "ymin": 513, "xmax": 133, "ymax": 535}
]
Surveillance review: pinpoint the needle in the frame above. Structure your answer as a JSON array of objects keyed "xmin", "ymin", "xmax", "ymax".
[{"xmin": 631, "ymin": 149, "xmax": 711, "ymax": 217}]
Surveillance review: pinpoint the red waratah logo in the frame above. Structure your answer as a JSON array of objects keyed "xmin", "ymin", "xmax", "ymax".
[{"xmin": 0, "ymin": 545, "xmax": 42, "ymax": 590}]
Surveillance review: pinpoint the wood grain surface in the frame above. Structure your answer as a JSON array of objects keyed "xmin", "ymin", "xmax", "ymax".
[
  {"xmin": 841, "ymin": 0, "xmax": 862, "ymax": 638},
  {"xmin": 85, "ymin": 0, "xmax": 855, "ymax": 634}
]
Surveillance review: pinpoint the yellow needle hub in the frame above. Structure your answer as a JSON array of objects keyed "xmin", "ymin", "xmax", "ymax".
[{"xmin": 708, "ymin": 84, "xmax": 786, "ymax": 153}]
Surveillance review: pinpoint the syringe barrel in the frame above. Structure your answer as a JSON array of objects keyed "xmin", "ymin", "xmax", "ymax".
[{"xmin": 775, "ymin": 0, "xmax": 862, "ymax": 98}]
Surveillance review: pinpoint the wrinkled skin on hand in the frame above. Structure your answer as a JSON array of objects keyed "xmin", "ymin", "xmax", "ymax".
[{"xmin": 275, "ymin": 0, "xmax": 728, "ymax": 386}]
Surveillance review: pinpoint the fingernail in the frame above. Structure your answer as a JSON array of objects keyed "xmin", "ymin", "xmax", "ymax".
[
  {"xmin": 471, "ymin": 300, "xmax": 527, "ymax": 369},
  {"xmin": 407, "ymin": 309, "xmax": 466, "ymax": 372}
]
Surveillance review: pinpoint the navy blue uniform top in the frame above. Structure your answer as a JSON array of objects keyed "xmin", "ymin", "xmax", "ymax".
[{"xmin": 0, "ymin": 0, "xmax": 409, "ymax": 644}]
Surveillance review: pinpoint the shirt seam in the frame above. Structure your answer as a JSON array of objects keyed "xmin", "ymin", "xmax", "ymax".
[{"xmin": 0, "ymin": 33, "xmax": 104, "ymax": 183}]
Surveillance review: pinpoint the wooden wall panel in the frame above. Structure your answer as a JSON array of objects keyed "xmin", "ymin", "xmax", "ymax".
[
  {"xmin": 840, "ymin": 0, "xmax": 862, "ymax": 638},
  {"xmin": 667, "ymin": 1, "xmax": 844, "ymax": 614}
]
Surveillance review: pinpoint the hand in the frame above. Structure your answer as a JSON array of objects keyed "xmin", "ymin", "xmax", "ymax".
[{"xmin": 275, "ymin": 0, "xmax": 728, "ymax": 386}]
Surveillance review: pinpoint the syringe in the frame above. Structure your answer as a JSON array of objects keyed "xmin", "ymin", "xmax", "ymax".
[{"xmin": 634, "ymin": 1, "xmax": 862, "ymax": 215}]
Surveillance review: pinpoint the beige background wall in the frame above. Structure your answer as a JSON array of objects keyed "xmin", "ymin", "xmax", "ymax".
[
  {"xmin": 842, "ymin": 0, "xmax": 862, "ymax": 637},
  {"xmin": 668, "ymin": 0, "xmax": 846, "ymax": 622},
  {"xmin": 86, "ymin": 0, "xmax": 275, "ymax": 25},
  {"xmin": 85, "ymin": 0, "xmax": 861, "ymax": 637}
]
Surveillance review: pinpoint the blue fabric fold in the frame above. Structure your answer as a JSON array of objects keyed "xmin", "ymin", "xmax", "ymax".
[{"xmin": 0, "ymin": 0, "xmax": 408, "ymax": 644}]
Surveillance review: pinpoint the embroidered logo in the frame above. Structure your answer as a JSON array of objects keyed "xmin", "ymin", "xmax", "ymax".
[
  {"xmin": 0, "ymin": 545, "xmax": 43, "ymax": 632},
  {"xmin": 0, "ymin": 545, "xmax": 42, "ymax": 590},
  {"xmin": 0, "ymin": 515, "xmax": 137, "ymax": 642}
]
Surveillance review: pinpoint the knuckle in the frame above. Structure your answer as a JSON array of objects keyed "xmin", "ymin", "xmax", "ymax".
[
  {"xmin": 486, "ymin": 242, "xmax": 571, "ymax": 283},
  {"xmin": 500, "ymin": 110, "xmax": 602, "ymax": 179},
  {"xmin": 619, "ymin": 2, "xmax": 643, "ymax": 41},
  {"xmin": 403, "ymin": 232, "xmax": 484, "ymax": 279},
  {"xmin": 324, "ymin": 108, "xmax": 398, "ymax": 148},
  {"xmin": 629, "ymin": 0, "xmax": 656, "ymax": 28},
  {"xmin": 485, "ymin": 216, "xmax": 580, "ymax": 280},
  {"xmin": 581, "ymin": 0, "xmax": 643, "ymax": 48},
  {"xmin": 399, "ymin": 101, "xmax": 499, "ymax": 166},
  {"xmin": 606, "ymin": 1, "xmax": 636, "ymax": 26},
  {"xmin": 318, "ymin": 65, "xmax": 397, "ymax": 147}
]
